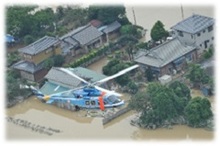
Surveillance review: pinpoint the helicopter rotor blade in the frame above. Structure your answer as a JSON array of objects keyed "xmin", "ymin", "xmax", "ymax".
[
  {"xmin": 93, "ymin": 64, "xmax": 139, "ymax": 85},
  {"xmin": 94, "ymin": 86, "xmax": 122, "ymax": 97},
  {"xmin": 58, "ymin": 68, "xmax": 89, "ymax": 84}
]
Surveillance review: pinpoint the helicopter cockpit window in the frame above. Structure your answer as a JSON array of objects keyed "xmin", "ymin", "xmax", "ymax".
[
  {"xmin": 85, "ymin": 101, "xmax": 90, "ymax": 105},
  {"xmin": 107, "ymin": 95, "xmax": 120, "ymax": 103}
]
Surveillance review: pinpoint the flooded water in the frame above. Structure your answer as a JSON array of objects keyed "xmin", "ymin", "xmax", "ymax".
[
  {"xmin": 5, "ymin": 5, "xmax": 215, "ymax": 141},
  {"xmin": 126, "ymin": 5, "xmax": 214, "ymax": 40},
  {"xmin": 87, "ymin": 57, "xmax": 108, "ymax": 74},
  {"xmin": 6, "ymin": 96, "xmax": 213, "ymax": 140}
]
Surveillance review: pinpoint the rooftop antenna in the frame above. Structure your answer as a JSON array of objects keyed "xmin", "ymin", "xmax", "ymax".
[
  {"xmin": 181, "ymin": 4, "xmax": 184, "ymax": 20},
  {"xmin": 132, "ymin": 7, "xmax": 137, "ymax": 25}
]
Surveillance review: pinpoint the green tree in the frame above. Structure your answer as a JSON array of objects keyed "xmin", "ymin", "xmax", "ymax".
[
  {"xmin": 120, "ymin": 24, "xmax": 137, "ymax": 36},
  {"xmin": 150, "ymin": 20, "xmax": 169, "ymax": 43},
  {"xmin": 145, "ymin": 68, "xmax": 154, "ymax": 82},
  {"xmin": 186, "ymin": 64, "xmax": 211, "ymax": 86},
  {"xmin": 88, "ymin": 5, "xmax": 126, "ymax": 24},
  {"xmin": 184, "ymin": 97, "xmax": 213, "ymax": 127},
  {"xmin": 102, "ymin": 59, "xmax": 120, "ymax": 75},
  {"xmin": 169, "ymin": 81, "xmax": 191, "ymax": 114},
  {"xmin": 130, "ymin": 82, "xmax": 193, "ymax": 128},
  {"xmin": 127, "ymin": 81, "xmax": 138, "ymax": 94},
  {"xmin": 24, "ymin": 35, "xmax": 35, "ymax": 45},
  {"xmin": 6, "ymin": 6, "xmax": 38, "ymax": 38},
  {"xmin": 43, "ymin": 58, "xmax": 54, "ymax": 70},
  {"xmin": 53, "ymin": 55, "xmax": 65, "ymax": 67}
]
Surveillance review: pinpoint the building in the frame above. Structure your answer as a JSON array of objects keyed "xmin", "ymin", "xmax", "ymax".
[
  {"xmin": 134, "ymin": 38, "xmax": 197, "ymax": 77},
  {"xmin": 99, "ymin": 21, "xmax": 121, "ymax": 43},
  {"xmin": 60, "ymin": 24, "xmax": 103, "ymax": 56},
  {"xmin": 13, "ymin": 36, "xmax": 61, "ymax": 82},
  {"xmin": 40, "ymin": 67, "xmax": 107, "ymax": 95},
  {"xmin": 171, "ymin": 14, "xmax": 214, "ymax": 55}
]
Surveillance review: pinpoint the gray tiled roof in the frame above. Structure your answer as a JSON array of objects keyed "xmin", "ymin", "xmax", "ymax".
[
  {"xmin": 19, "ymin": 36, "xmax": 59, "ymax": 55},
  {"xmin": 103, "ymin": 21, "xmax": 121, "ymax": 34},
  {"xmin": 60, "ymin": 24, "xmax": 103, "ymax": 46},
  {"xmin": 171, "ymin": 14, "xmax": 214, "ymax": 34},
  {"xmin": 45, "ymin": 67, "xmax": 81, "ymax": 88},
  {"xmin": 69, "ymin": 67, "xmax": 107, "ymax": 83},
  {"xmin": 12, "ymin": 60, "xmax": 44, "ymax": 73},
  {"xmin": 45, "ymin": 67, "xmax": 107, "ymax": 89},
  {"xmin": 134, "ymin": 38, "xmax": 196, "ymax": 68},
  {"xmin": 73, "ymin": 25, "xmax": 103, "ymax": 45}
]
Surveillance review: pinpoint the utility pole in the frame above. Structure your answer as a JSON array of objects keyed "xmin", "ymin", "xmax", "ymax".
[
  {"xmin": 132, "ymin": 7, "xmax": 137, "ymax": 25},
  {"xmin": 181, "ymin": 4, "xmax": 184, "ymax": 20}
]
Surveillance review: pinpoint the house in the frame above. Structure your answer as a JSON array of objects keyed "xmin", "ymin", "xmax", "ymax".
[
  {"xmin": 171, "ymin": 14, "xmax": 214, "ymax": 55},
  {"xmin": 99, "ymin": 21, "xmax": 121, "ymax": 43},
  {"xmin": 13, "ymin": 36, "xmax": 61, "ymax": 82},
  {"xmin": 60, "ymin": 24, "xmax": 103, "ymax": 56},
  {"xmin": 40, "ymin": 67, "xmax": 107, "ymax": 95},
  {"xmin": 134, "ymin": 38, "xmax": 197, "ymax": 78}
]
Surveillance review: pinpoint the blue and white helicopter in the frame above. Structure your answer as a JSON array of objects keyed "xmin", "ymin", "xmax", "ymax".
[{"xmin": 26, "ymin": 65, "xmax": 139, "ymax": 111}]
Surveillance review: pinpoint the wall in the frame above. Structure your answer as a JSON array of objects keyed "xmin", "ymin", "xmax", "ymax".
[{"xmin": 22, "ymin": 45, "xmax": 62, "ymax": 65}]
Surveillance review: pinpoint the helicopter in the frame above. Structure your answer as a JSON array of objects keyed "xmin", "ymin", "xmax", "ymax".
[{"xmin": 25, "ymin": 64, "xmax": 139, "ymax": 111}]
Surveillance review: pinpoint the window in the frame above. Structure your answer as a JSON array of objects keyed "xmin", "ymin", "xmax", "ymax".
[
  {"xmin": 197, "ymin": 32, "xmax": 201, "ymax": 37},
  {"xmin": 91, "ymin": 101, "xmax": 96, "ymax": 105},
  {"xmin": 23, "ymin": 54, "xmax": 32, "ymax": 59},
  {"xmin": 191, "ymin": 35, "xmax": 193, "ymax": 39},
  {"xmin": 212, "ymin": 37, "xmax": 214, "ymax": 40},
  {"xmin": 186, "ymin": 53, "xmax": 192, "ymax": 62},
  {"xmin": 203, "ymin": 29, "xmax": 206, "ymax": 33},
  {"xmin": 178, "ymin": 31, "xmax": 184, "ymax": 37},
  {"xmin": 85, "ymin": 101, "xmax": 90, "ymax": 105},
  {"xmin": 208, "ymin": 25, "xmax": 213, "ymax": 32},
  {"xmin": 200, "ymin": 44, "xmax": 202, "ymax": 47}
]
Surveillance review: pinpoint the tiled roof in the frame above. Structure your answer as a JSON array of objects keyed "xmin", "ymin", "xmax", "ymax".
[
  {"xmin": 69, "ymin": 67, "xmax": 107, "ymax": 83},
  {"xmin": 12, "ymin": 60, "xmax": 44, "ymax": 73},
  {"xmin": 44, "ymin": 67, "xmax": 107, "ymax": 89},
  {"xmin": 18, "ymin": 36, "xmax": 59, "ymax": 55},
  {"xmin": 171, "ymin": 14, "xmax": 214, "ymax": 34},
  {"xmin": 60, "ymin": 24, "xmax": 103, "ymax": 46},
  {"xmin": 103, "ymin": 21, "xmax": 121, "ymax": 34},
  {"xmin": 40, "ymin": 81, "xmax": 70, "ymax": 95},
  {"xmin": 45, "ymin": 67, "xmax": 81, "ymax": 88},
  {"xmin": 73, "ymin": 25, "xmax": 103, "ymax": 45},
  {"xmin": 134, "ymin": 38, "xmax": 196, "ymax": 68}
]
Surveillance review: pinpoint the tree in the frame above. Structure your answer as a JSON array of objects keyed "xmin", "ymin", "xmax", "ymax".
[
  {"xmin": 184, "ymin": 97, "xmax": 213, "ymax": 127},
  {"xmin": 169, "ymin": 81, "xmax": 191, "ymax": 114},
  {"xmin": 6, "ymin": 6, "xmax": 37, "ymax": 38},
  {"xmin": 88, "ymin": 5, "xmax": 126, "ymax": 24},
  {"xmin": 102, "ymin": 59, "xmax": 120, "ymax": 75},
  {"xmin": 186, "ymin": 64, "xmax": 211, "ymax": 87},
  {"xmin": 120, "ymin": 24, "xmax": 137, "ymax": 36},
  {"xmin": 150, "ymin": 20, "xmax": 169, "ymax": 43},
  {"xmin": 145, "ymin": 68, "xmax": 154, "ymax": 82},
  {"xmin": 43, "ymin": 58, "xmax": 54, "ymax": 70},
  {"xmin": 127, "ymin": 81, "xmax": 138, "ymax": 94},
  {"xmin": 53, "ymin": 55, "xmax": 65, "ymax": 67},
  {"xmin": 102, "ymin": 59, "xmax": 133, "ymax": 86},
  {"xmin": 129, "ymin": 82, "xmax": 193, "ymax": 128}
]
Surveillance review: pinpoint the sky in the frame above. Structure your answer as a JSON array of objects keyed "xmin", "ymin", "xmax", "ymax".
[{"xmin": 1, "ymin": 0, "xmax": 219, "ymax": 146}]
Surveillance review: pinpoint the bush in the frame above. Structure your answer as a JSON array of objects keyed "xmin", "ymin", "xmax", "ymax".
[
  {"xmin": 24, "ymin": 35, "xmax": 35, "ymax": 45},
  {"xmin": 184, "ymin": 97, "xmax": 213, "ymax": 127}
]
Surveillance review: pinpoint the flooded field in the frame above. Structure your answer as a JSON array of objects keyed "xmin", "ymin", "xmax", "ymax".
[{"xmin": 5, "ymin": 94, "xmax": 214, "ymax": 140}]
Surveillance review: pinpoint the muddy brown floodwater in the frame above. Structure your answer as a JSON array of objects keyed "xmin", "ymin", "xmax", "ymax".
[{"xmin": 6, "ymin": 94, "xmax": 214, "ymax": 140}]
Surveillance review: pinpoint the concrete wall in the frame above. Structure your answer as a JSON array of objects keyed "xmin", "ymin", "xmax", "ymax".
[{"xmin": 172, "ymin": 24, "xmax": 214, "ymax": 55}]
